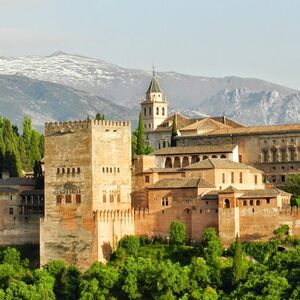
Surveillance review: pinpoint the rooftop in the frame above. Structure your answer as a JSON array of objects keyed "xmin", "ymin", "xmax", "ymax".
[
  {"xmin": 0, "ymin": 177, "xmax": 35, "ymax": 186},
  {"xmin": 148, "ymin": 177, "xmax": 215, "ymax": 189},
  {"xmin": 155, "ymin": 144, "xmax": 236, "ymax": 155},
  {"xmin": 0, "ymin": 187, "xmax": 19, "ymax": 194},
  {"xmin": 184, "ymin": 158, "xmax": 263, "ymax": 172}
]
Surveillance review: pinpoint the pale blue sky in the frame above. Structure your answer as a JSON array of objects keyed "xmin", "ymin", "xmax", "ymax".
[{"xmin": 0, "ymin": 0, "xmax": 300, "ymax": 89}]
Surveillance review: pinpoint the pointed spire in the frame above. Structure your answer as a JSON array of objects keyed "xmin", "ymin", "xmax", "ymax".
[{"xmin": 146, "ymin": 69, "xmax": 162, "ymax": 94}]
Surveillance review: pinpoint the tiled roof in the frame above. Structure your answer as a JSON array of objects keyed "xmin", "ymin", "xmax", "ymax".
[
  {"xmin": 155, "ymin": 144, "xmax": 236, "ymax": 155},
  {"xmin": 197, "ymin": 123, "xmax": 300, "ymax": 137},
  {"xmin": 238, "ymin": 188, "xmax": 291, "ymax": 198},
  {"xmin": 143, "ymin": 168, "xmax": 184, "ymax": 173},
  {"xmin": 184, "ymin": 159, "xmax": 263, "ymax": 172},
  {"xmin": 221, "ymin": 186, "xmax": 240, "ymax": 193},
  {"xmin": 180, "ymin": 118, "xmax": 232, "ymax": 132},
  {"xmin": 155, "ymin": 113, "xmax": 196, "ymax": 132},
  {"xmin": 0, "ymin": 187, "xmax": 19, "ymax": 194},
  {"xmin": 148, "ymin": 177, "xmax": 215, "ymax": 189},
  {"xmin": 0, "ymin": 177, "xmax": 35, "ymax": 186},
  {"xmin": 19, "ymin": 190, "xmax": 44, "ymax": 196}
]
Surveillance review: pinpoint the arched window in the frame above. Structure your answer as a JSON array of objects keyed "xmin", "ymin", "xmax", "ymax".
[
  {"xmin": 220, "ymin": 154, "xmax": 227, "ymax": 159},
  {"xmin": 224, "ymin": 199, "xmax": 230, "ymax": 208},
  {"xmin": 211, "ymin": 155, "xmax": 217, "ymax": 158},
  {"xmin": 262, "ymin": 150, "xmax": 268, "ymax": 162},
  {"xmin": 156, "ymin": 107, "xmax": 159, "ymax": 115},
  {"xmin": 103, "ymin": 191, "xmax": 106, "ymax": 203},
  {"xmin": 57, "ymin": 168, "xmax": 60, "ymax": 174},
  {"xmin": 165, "ymin": 157, "xmax": 172, "ymax": 168},
  {"xmin": 174, "ymin": 157, "xmax": 181, "ymax": 168},
  {"xmin": 110, "ymin": 167, "xmax": 112, "ymax": 173},
  {"xmin": 67, "ymin": 168, "xmax": 70, "ymax": 174},
  {"xmin": 77, "ymin": 167, "xmax": 80, "ymax": 174},
  {"xmin": 202, "ymin": 155, "xmax": 208, "ymax": 160},
  {"xmin": 62, "ymin": 168, "xmax": 65, "ymax": 174},
  {"xmin": 256, "ymin": 200, "xmax": 260, "ymax": 206},
  {"xmin": 162, "ymin": 107, "xmax": 165, "ymax": 116},
  {"xmin": 109, "ymin": 191, "xmax": 114, "ymax": 202},
  {"xmin": 106, "ymin": 167, "xmax": 109, "ymax": 173},
  {"xmin": 114, "ymin": 167, "xmax": 116, "ymax": 173},
  {"xmin": 191, "ymin": 155, "xmax": 200, "ymax": 164},
  {"xmin": 166, "ymin": 199, "xmax": 169, "ymax": 206},
  {"xmin": 162, "ymin": 199, "xmax": 165, "ymax": 206},
  {"xmin": 290, "ymin": 148, "xmax": 296, "ymax": 161},
  {"xmin": 182, "ymin": 156, "xmax": 189, "ymax": 167},
  {"xmin": 271, "ymin": 148, "xmax": 277, "ymax": 162},
  {"xmin": 250, "ymin": 200, "xmax": 253, "ymax": 206},
  {"xmin": 184, "ymin": 208, "xmax": 191, "ymax": 214},
  {"xmin": 72, "ymin": 168, "xmax": 75, "ymax": 174},
  {"xmin": 243, "ymin": 200, "xmax": 247, "ymax": 206},
  {"xmin": 281, "ymin": 148, "xmax": 286, "ymax": 162},
  {"xmin": 102, "ymin": 167, "xmax": 105, "ymax": 173},
  {"xmin": 117, "ymin": 167, "xmax": 120, "ymax": 173}
]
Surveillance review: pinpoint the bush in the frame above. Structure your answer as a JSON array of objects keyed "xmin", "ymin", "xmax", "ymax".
[
  {"xmin": 170, "ymin": 221, "xmax": 186, "ymax": 245},
  {"xmin": 119, "ymin": 235, "xmax": 140, "ymax": 255}
]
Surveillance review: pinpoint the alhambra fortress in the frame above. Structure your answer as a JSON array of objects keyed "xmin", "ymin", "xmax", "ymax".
[{"xmin": 2, "ymin": 75, "xmax": 300, "ymax": 269}]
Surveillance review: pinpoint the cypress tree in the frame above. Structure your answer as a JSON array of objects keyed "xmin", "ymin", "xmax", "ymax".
[
  {"xmin": 232, "ymin": 234, "xmax": 246, "ymax": 286},
  {"xmin": 171, "ymin": 114, "xmax": 178, "ymax": 147},
  {"xmin": 29, "ymin": 130, "xmax": 42, "ymax": 170},
  {"xmin": 136, "ymin": 112, "xmax": 145, "ymax": 155}
]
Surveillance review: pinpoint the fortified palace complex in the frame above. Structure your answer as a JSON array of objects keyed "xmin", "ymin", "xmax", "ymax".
[{"xmin": 1, "ymin": 75, "xmax": 300, "ymax": 268}]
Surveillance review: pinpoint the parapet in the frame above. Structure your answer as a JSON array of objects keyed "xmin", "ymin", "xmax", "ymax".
[{"xmin": 45, "ymin": 119, "xmax": 131, "ymax": 136}]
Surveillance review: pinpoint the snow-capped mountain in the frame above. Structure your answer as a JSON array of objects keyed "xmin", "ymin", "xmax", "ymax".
[
  {"xmin": 0, "ymin": 74, "xmax": 136, "ymax": 130},
  {"xmin": 0, "ymin": 51, "xmax": 300, "ymax": 126}
]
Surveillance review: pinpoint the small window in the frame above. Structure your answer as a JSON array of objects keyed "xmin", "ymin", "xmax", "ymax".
[
  {"xmin": 162, "ymin": 107, "xmax": 165, "ymax": 116},
  {"xmin": 224, "ymin": 199, "xmax": 230, "ymax": 208},
  {"xmin": 206, "ymin": 201, "xmax": 208, "ymax": 205},
  {"xmin": 144, "ymin": 108, "xmax": 146, "ymax": 116},
  {"xmin": 103, "ymin": 192, "xmax": 106, "ymax": 203},
  {"xmin": 67, "ymin": 168, "xmax": 70, "ymax": 174},
  {"xmin": 76, "ymin": 194, "xmax": 81, "ymax": 204},
  {"xmin": 250, "ymin": 200, "xmax": 253, "ymax": 206},
  {"xmin": 117, "ymin": 167, "xmax": 120, "ymax": 173},
  {"xmin": 256, "ymin": 200, "xmax": 260, "ymax": 206},
  {"xmin": 162, "ymin": 210, "xmax": 165, "ymax": 214},
  {"xmin": 211, "ymin": 155, "xmax": 217, "ymax": 158},
  {"xmin": 109, "ymin": 191, "xmax": 114, "ymax": 202},
  {"xmin": 114, "ymin": 167, "xmax": 116, "ymax": 173},
  {"xmin": 156, "ymin": 107, "xmax": 159, "ymax": 115},
  {"xmin": 9, "ymin": 207, "xmax": 13, "ymax": 215},
  {"xmin": 72, "ymin": 168, "xmax": 75, "ymax": 174},
  {"xmin": 149, "ymin": 107, "xmax": 152, "ymax": 116},
  {"xmin": 254, "ymin": 175, "xmax": 258, "ymax": 185},
  {"xmin": 106, "ymin": 167, "xmax": 109, "ymax": 173},
  {"xmin": 57, "ymin": 168, "xmax": 60, "ymax": 174},
  {"xmin": 239, "ymin": 172, "xmax": 243, "ymax": 184},
  {"xmin": 222, "ymin": 173, "xmax": 225, "ymax": 184},
  {"xmin": 215, "ymin": 209, "xmax": 218, "ymax": 213},
  {"xmin": 243, "ymin": 200, "xmax": 247, "ymax": 206},
  {"xmin": 62, "ymin": 168, "xmax": 65, "ymax": 174},
  {"xmin": 281, "ymin": 175, "xmax": 285, "ymax": 183},
  {"xmin": 117, "ymin": 192, "xmax": 121, "ymax": 202},
  {"xmin": 231, "ymin": 172, "xmax": 234, "ymax": 184},
  {"xmin": 65, "ymin": 195, "xmax": 72, "ymax": 204},
  {"xmin": 266, "ymin": 198, "xmax": 270, "ymax": 204},
  {"xmin": 77, "ymin": 167, "xmax": 80, "ymax": 174},
  {"xmin": 56, "ymin": 195, "xmax": 63, "ymax": 204},
  {"xmin": 145, "ymin": 175, "xmax": 150, "ymax": 183},
  {"xmin": 102, "ymin": 167, "xmax": 105, "ymax": 173},
  {"xmin": 203, "ymin": 155, "xmax": 208, "ymax": 160},
  {"xmin": 252, "ymin": 208, "xmax": 255, "ymax": 213},
  {"xmin": 220, "ymin": 154, "xmax": 226, "ymax": 159}
]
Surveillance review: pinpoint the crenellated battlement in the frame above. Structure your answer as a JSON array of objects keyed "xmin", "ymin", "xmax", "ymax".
[
  {"xmin": 45, "ymin": 119, "xmax": 131, "ymax": 135},
  {"xmin": 94, "ymin": 208, "xmax": 134, "ymax": 221}
]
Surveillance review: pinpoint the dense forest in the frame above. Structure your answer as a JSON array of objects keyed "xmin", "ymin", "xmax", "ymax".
[
  {"xmin": 0, "ymin": 223, "xmax": 300, "ymax": 299},
  {"xmin": 0, "ymin": 116, "xmax": 44, "ymax": 177}
]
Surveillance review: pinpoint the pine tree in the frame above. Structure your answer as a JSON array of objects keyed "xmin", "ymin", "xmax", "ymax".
[
  {"xmin": 171, "ymin": 114, "xmax": 177, "ymax": 147},
  {"xmin": 136, "ymin": 112, "xmax": 145, "ymax": 155}
]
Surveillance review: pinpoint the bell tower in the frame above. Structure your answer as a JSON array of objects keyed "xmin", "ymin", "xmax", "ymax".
[{"xmin": 141, "ymin": 69, "xmax": 168, "ymax": 132}]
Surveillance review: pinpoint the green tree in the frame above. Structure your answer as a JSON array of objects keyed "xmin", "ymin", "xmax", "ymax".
[
  {"xmin": 119, "ymin": 235, "xmax": 141, "ymax": 256},
  {"xmin": 170, "ymin": 115, "xmax": 177, "ymax": 147},
  {"xmin": 202, "ymin": 228, "xmax": 223, "ymax": 262},
  {"xmin": 284, "ymin": 174, "xmax": 300, "ymax": 198},
  {"xmin": 95, "ymin": 113, "xmax": 105, "ymax": 120},
  {"xmin": 232, "ymin": 235, "xmax": 247, "ymax": 286},
  {"xmin": 170, "ymin": 221, "xmax": 186, "ymax": 245},
  {"xmin": 274, "ymin": 224, "xmax": 289, "ymax": 241}
]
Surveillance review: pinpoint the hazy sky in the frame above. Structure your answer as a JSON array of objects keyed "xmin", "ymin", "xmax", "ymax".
[{"xmin": 0, "ymin": 0, "xmax": 299, "ymax": 89}]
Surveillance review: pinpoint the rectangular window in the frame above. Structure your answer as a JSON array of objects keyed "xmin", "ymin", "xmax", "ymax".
[
  {"xmin": 272, "ymin": 149, "xmax": 277, "ymax": 162},
  {"xmin": 266, "ymin": 198, "xmax": 270, "ymax": 204},
  {"xmin": 65, "ymin": 194, "xmax": 72, "ymax": 204},
  {"xmin": 231, "ymin": 172, "xmax": 234, "ymax": 184},
  {"xmin": 254, "ymin": 175, "xmax": 258, "ymax": 185},
  {"xmin": 103, "ymin": 191, "xmax": 106, "ymax": 203},
  {"xmin": 222, "ymin": 173, "xmax": 225, "ymax": 184},
  {"xmin": 56, "ymin": 195, "xmax": 63, "ymax": 204},
  {"xmin": 76, "ymin": 194, "xmax": 81, "ymax": 204},
  {"xmin": 281, "ymin": 149, "xmax": 286, "ymax": 162},
  {"xmin": 145, "ymin": 175, "xmax": 150, "ymax": 183},
  {"xmin": 239, "ymin": 172, "xmax": 243, "ymax": 184},
  {"xmin": 263, "ymin": 151, "xmax": 268, "ymax": 162},
  {"xmin": 290, "ymin": 149, "xmax": 296, "ymax": 161},
  {"xmin": 156, "ymin": 107, "xmax": 159, "ymax": 115},
  {"xmin": 162, "ymin": 107, "xmax": 165, "ymax": 116},
  {"xmin": 281, "ymin": 175, "xmax": 286, "ymax": 183},
  {"xmin": 9, "ymin": 207, "xmax": 13, "ymax": 215}
]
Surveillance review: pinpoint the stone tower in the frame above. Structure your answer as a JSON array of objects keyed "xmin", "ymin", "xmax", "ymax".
[
  {"xmin": 141, "ymin": 71, "xmax": 168, "ymax": 132},
  {"xmin": 40, "ymin": 119, "xmax": 134, "ymax": 269}
]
